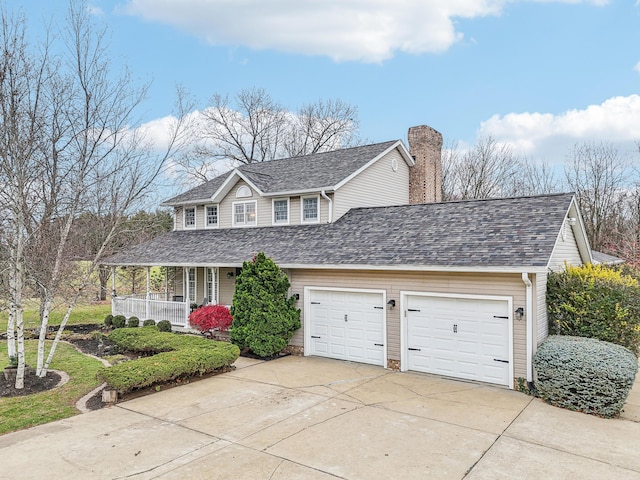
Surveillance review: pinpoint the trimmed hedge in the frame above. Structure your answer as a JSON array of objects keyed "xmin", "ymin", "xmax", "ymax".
[
  {"xmin": 547, "ymin": 263, "xmax": 640, "ymax": 354},
  {"xmin": 97, "ymin": 328, "xmax": 240, "ymax": 394},
  {"xmin": 142, "ymin": 319, "xmax": 156, "ymax": 327},
  {"xmin": 104, "ymin": 314, "xmax": 113, "ymax": 328},
  {"xmin": 534, "ymin": 335, "xmax": 638, "ymax": 417}
]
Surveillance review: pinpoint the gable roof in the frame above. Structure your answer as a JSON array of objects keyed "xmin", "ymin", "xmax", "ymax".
[
  {"xmin": 162, "ymin": 140, "xmax": 410, "ymax": 206},
  {"xmin": 105, "ymin": 193, "xmax": 583, "ymax": 272}
]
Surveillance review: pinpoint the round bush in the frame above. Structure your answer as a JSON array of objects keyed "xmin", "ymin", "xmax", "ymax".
[
  {"xmin": 127, "ymin": 316, "xmax": 140, "ymax": 328},
  {"xmin": 112, "ymin": 315, "xmax": 126, "ymax": 329},
  {"xmin": 142, "ymin": 319, "xmax": 156, "ymax": 327},
  {"xmin": 534, "ymin": 335, "xmax": 638, "ymax": 417},
  {"xmin": 104, "ymin": 314, "xmax": 114, "ymax": 328},
  {"xmin": 189, "ymin": 305, "xmax": 233, "ymax": 334},
  {"xmin": 157, "ymin": 320, "xmax": 172, "ymax": 332}
]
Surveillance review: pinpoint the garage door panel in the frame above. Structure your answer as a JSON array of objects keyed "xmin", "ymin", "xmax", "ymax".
[
  {"xmin": 406, "ymin": 294, "xmax": 510, "ymax": 386},
  {"xmin": 309, "ymin": 289, "xmax": 385, "ymax": 366}
]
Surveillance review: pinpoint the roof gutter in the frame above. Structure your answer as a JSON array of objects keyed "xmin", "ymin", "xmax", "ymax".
[
  {"xmin": 521, "ymin": 272, "xmax": 534, "ymax": 388},
  {"xmin": 321, "ymin": 190, "xmax": 333, "ymax": 223}
]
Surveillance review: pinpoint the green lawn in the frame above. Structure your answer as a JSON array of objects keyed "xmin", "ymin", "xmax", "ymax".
[
  {"xmin": 0, "ymin": 302, "xmax": 110, "ymax": 435},
  {"xmin": 0, "ymin": 340, "xmax": 104, "ymax": 435},
  {"xmin": 0, "ymin": 300, "xmax": 110, "ymax": 333}
]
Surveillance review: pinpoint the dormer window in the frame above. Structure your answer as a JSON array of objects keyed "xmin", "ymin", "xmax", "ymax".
[
  {"xmin": 302, "ymin": 195, "xmax": 319, "ymax": 223},
  {"xmin": 184, "ymin": 207, "xmax": 196, "ymax": 229},
  {"xmin": 236, "ymin": 185, "xmax": 252, "ymax": 198},
  {"xmin": 233, "ymin": 200, "xmax": 257, "ymax": 226}
]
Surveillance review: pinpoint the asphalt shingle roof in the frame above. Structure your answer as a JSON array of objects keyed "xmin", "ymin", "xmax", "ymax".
[
  {"xmin": 162, "ymin": 141, "xmax": 400, "ymax": 205},
  {"xmin": 104, "ymin": 193, "xmax": 575, "ymax": 269}
]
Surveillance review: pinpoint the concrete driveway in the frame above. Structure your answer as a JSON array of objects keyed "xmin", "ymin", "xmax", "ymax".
[{"xmin": 2, "ymin": 355, "xmax": 640, "ymax": 480}]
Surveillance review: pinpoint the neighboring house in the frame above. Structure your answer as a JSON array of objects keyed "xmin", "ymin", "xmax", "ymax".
[
  {"xmin": 103, "ymin": 125, "xmax": 592, "ymax": 390},
  {"xmin": 591, "ymin": 250, "xmax": 625, "ymax": 265}
]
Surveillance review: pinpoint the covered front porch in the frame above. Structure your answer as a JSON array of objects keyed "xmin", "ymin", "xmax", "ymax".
[{"xmin": 110, "ymin": 266, "xmax": 239, "ymax": 327}]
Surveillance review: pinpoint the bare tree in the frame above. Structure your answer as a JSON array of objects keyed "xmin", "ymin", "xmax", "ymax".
[
  {"xmin": 442, "ymin": 136, "xmax": 522, "ymax": 200},
  {"xmin": 178, "ymin": 87, "xmax": 360, "ymax": 183},
  {"xmin": 565, "ymin": 142, "xmax": 629, "ymax": 251},
  {"xmin": 0, "ymin": 1, "xmax": 192, "ymax": 384},
  {"xmin": 283, "ymin": 98, "xmax": 359, "ymax": 157},
  {"xmin": 0, "ymin": 6, "xmax": 50, "ymax": 388}
]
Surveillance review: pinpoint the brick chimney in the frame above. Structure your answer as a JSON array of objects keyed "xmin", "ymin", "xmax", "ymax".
[{"xmin": 408, "ymin": 125, "xmax": 443, "ymax": 204}]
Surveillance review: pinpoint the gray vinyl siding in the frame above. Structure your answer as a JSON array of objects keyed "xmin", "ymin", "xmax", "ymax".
[
  {"xmin": 333, "ymin": 149, "xmax": 410, "ymax": 220},
  {"xmin": 548, "ymin": 220, "xmax": 583, "ymax": 271},
  {"xmin": 288, "ymin": 269, "xmax": 528, "ymax": 380},
  {"xmin": 174, "ymin": 207, "xmax": 183, "ymax": 230},
  {"xmin": 218, "ymin": 180, "xmax": 270, "ymax": 228},
  {"xmin": 535, "ymin": 272, "xmax": 548, "ymax": 347},
  {"xmin": 218, "ymin": 268, "xmax": 236, "ymax": 305}
]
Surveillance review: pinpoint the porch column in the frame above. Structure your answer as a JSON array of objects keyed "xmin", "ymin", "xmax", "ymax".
[
  {"xmin": 164, "ymin": 266, "xmax": 169, "ymax": 301},
  {"xmin": 111, "ymin": 266, "xmax": 116, "ymax": 315},
  {"xmin": 146, "ymin": 266, "xmax": 151, "ymax": 320}
]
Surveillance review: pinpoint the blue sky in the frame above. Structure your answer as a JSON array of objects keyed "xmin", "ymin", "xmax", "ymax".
[{"xmin": 15, "ymin": 0, "xmax": 640, "ymax": 165}]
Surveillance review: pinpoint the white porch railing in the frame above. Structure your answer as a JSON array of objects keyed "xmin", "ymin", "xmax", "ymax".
[
  {"xmin": 112, "ymin": 296, "xmax": 190, "ymax": 327},
  {"xmin": 121, "ymin": 293, "xmax": 171, "ymax": 301}
]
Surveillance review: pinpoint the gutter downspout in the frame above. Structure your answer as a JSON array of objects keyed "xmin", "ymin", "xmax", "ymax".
[
  {"xmin": 521, "ymin": 272, "xmax": 534, "ymax": 389},
  {"xmin": 321, "ymin": 190, "xmax": 333, "ymax": 223}
]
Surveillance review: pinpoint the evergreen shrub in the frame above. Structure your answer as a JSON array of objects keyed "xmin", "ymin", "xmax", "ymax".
[
  {"xmin": 534, "ymin": 335, "xmax": 638, "ymax": 417},
  {"xmin": 547, "ymin": 263, "xmax": 640, "ymax": 354},
  {"xmin": 157, "ymin": 320, "xmax": 172, "ymax": 332},
  {"xmin": 98, "ymin": 328, "xmax": 239, "ymax": 394},
  {"xmin": 127, "ymin": 316, "xmax": 140, "ymax": 328},
  {"xmin": 230, "ymin": 252, "xmax": 300, "ymax": 357},
  {"xmin": 112, "ymin": 315, "xmax": 126, "ymax": 329}
]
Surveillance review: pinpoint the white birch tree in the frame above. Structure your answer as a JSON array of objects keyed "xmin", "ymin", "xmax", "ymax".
[{"xmin": 0, "ymin": 1, "xmax": 193, "ymax": 385}]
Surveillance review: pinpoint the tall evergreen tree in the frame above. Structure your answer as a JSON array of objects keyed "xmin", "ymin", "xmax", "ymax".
[{"xmin": 230, "ymin": 253, "xmax": 300, "ymax": 357}]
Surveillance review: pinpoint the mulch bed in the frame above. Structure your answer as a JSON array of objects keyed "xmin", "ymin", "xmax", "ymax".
[{"xmin": 1, "ymin": 370, "xmax": 62, "ymax": 398}]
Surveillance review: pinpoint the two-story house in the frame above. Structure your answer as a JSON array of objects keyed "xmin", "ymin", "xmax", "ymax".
[{"xmin": 104, "ymin": 124, "xmax": 592, "ymax": 390}]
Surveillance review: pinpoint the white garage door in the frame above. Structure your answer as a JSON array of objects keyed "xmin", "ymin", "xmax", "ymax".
[
  {"xmin": 308, "ymin": 289, "xmax": 385, "ymax": 366},
  {"xmin": 405, "ymin": 294, "xmax": 511, "ymax": 386}
]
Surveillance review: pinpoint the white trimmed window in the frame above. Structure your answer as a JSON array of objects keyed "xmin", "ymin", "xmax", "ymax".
[
  {"xmin": 301, "ymin": 195, "xmax": 319, "ymax": 223},
  {"xmin": 186, "ymin": 267, "xmax": 197, "ymax": 303},
  {"xmin": 184, "ymin": 207, "xmax": 196, "ymax": 229},
  {"xmin": 206, "ymin": 267, "xmax": 218, "ymax": 304},
  {"xmin": 272, "ymin": 198, "xmax": 289, "ymax": 225},
  {"xmin": 205, "ymin": 205, "xmax": 218, "ymax": 228},
  {"xmin": 233, "ymin": 200, "xmax": 257, "ymax": 226}
]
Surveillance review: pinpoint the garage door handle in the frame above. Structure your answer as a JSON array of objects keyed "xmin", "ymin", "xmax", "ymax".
[
  {"xmin": 311, "ymin": 302, "xmax": 321, "ymax": 305},
  {"xmin": 374, "ymin": 343, "xmax": 384, "ymax": 347},
  {"xmin": 311, "ymin": 336, "xmax": 321, "ymax": 339},
  {"xmin": 408, "ymin": 308, "xmax": 420, "ymax": 312},
  {"xmin": 493, "ymin": 358, "xmax": 509, "ymax": 363},
  {"xmin": 493, "ymin": 315, "xmax": 508, "ymax": 319},
  {"xmin": 374, "ymin": 306, "xmax": 383, "ymax": 309},
  {"xmin": 408, "ymin": 347, "xmax": 421, "ymax": 351}
]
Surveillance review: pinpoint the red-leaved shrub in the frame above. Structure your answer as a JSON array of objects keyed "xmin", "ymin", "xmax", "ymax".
[{"xmin": 189, "ymin": 304, "xmax": 233, "ymax": 333}]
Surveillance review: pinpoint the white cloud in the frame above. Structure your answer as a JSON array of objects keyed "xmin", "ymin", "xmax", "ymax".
[
  {"xmin": 478, "ymin": 95, "xmax": 640, "ymax": 161},
  {"xmin": 120, "ymin": 0, "xmax": 604, "ymax": 62},
  {"xmin": 634, "ymin": 61, "xmax": 640, "ymax": 73},
  {"xmin": 87, "ymin": 4, "xmax": 104, "ymax": 16}
]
